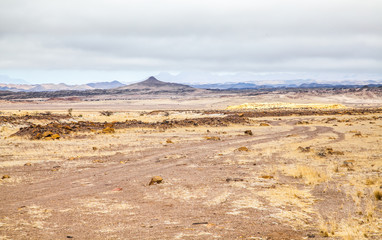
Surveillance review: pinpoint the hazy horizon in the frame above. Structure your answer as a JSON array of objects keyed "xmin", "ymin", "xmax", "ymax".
[{"xmin": 1, "ymin": 0, "xmax": 381, "ymax": 84}]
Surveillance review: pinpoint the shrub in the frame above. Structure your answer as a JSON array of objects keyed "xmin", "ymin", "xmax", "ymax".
[{"xmin": 100, "ymin": 111, "xmax": 114, "ymax": 116}]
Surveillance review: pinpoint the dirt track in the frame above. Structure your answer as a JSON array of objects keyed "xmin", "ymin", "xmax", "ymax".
[{"xmin": 1, "ymin": 109, "xmax": 382, "ymax": 239}]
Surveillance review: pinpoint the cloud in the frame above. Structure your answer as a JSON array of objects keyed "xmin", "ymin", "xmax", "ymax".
[{"xmin": 0, "ymin": 0, "xmax": 381, "ymax": 78}]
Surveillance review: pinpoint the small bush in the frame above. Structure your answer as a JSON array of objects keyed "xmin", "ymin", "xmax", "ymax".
[
  {"xmin": 100, "ymin": 111, "xmax": 114, "ymax": 116},
  {"xmin": 374, "ymin": 190, "xmax": 382, "ymax": 200}
]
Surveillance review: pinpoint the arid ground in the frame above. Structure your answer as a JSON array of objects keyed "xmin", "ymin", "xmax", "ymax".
[{"xmin": 1, "ymin": 95, "xmax": 382, "ymax": 239}]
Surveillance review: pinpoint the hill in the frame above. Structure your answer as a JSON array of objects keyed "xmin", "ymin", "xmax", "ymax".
[{"xmin": 119, "ymin": 76, "xmax": 195, "ymax": 91}]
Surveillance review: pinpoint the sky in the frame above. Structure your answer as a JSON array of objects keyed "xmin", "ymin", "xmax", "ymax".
[{"xmin": 0, "ymin": 0, "xmax": 381, "ymax": 84}]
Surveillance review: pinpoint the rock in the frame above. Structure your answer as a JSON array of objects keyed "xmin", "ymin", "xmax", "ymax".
[
  {"xmin": 149, "ymin": 176, "xmax": 163, "ymax": 185},
  {"xmin": 42, "ymin": 131, "xmax": 53, "ymax": 138},
  {"xmin": 192, "ymin": 222, "xmax": 208, "ymax": 225},
  {"xmin": 342, "ymin": 160, "xmax": 355, "ymax": 167},
  {"xmin": 92, "ymin": 160, "xmax": 104, "ymax": 163},
  {"xmin": 51, "ymin": 134, "xmax": 60, "ymax": 140},
  {"xmin": 226, "ymin": 178, "xmax": 244, "ymax": 182},
  {"xmin": 307, "ymin": 233, "xmax": 315, "ymax": 238},
  {"xmin": 237, "ymin": 146, "xmax": 249, "ymax": 152},
  {"xmin": 24, "ymin": 163, "xmax": 32, "ymax": 166},
  {"xmin": 205, "ymin": 136, "xmax": 220, "ymax": 141},
  {"xmin": 166, "ymin": 139, "xmax": 173, "ymax": 144},
  {"xmin": 102, "ymin": 127, "xmax": 115, "ymax": 134},
  {"xmin": 244, "ymin": 130, "xmax": 253, "ymax": 135},
  {"xmin": 33, "ymin": 133, "xmax": 42, "ymax": 140},
  {"xmin": 259, "ymin": 123, "xmax": 270, "ymax": 126},
  {"xmin": 298, "ymin": 146, "xmax": 311, "ymax": 152},
  {"xmin": 260, "ymin": 175, "xmax": 274, "ymax": 179},
  {"xmin": 2, "ymin": 175, "xmax": 10, "ymax": 179}
]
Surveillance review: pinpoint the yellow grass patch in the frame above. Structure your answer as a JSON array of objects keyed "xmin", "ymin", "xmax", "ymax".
[
  {"xmin": 227, "ymin": 102, "xmax": 347, "ymax": 110},
  {"xmin": 284, "ymin": 165, "xmax": 328, "ymax": 185}
]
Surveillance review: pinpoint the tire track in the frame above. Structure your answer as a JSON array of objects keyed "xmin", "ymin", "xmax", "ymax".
[{"xmin": 1, "ymin": 124, "xmax": 338, "ymax": 208}]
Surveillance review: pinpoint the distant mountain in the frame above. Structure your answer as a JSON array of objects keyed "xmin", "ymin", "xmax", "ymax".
[
  {"xmin": 87, "ymin": 80, "xmax": 125, "ymax": 89},
  {"xmin": 191, "ymin": 82, "xmax": 258, "ymax": 89},
  {"xmin": 118, "ymin": 76, "xmax": 195, "ymax": 91},
  {"xmin": 0, "ymin": 75, "xmax": 29, "ymax": 84},
  {"xmin": 191, "ymin": 81, "xmax": 382, "ymax": 89},
  {"xmin": 0, "ymin": 81, "xmax": 125, "ymax": 92}
]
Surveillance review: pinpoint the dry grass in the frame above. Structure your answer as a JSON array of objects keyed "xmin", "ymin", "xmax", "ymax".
[
  {"xmin": 284, "ymin": 165, "xmax": 328, "ymax": 185},
  {"xmin": 1, "ymin": 107, "xmax": 382, "ymax": 239},
  {"xmin": 227, "ymin": 102, "xmax": 347, "ymax": 110}
]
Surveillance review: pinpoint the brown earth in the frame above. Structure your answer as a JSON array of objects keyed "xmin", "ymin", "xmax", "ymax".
[{"xmin": 0, "ymin": 101, "xmax": 382, "ymax": 239}]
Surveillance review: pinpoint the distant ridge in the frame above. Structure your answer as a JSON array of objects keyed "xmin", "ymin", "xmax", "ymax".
[
  {"xmin": 87, "ymin": 80, "xmax": 125, "ymax": 89},
  {"xmin": 191, "ymin": 82, "xmax": 382, "ymax": 90},
  {"xmin": 0, "ymin": 80, "xmax": 126, "ymax": 92}
]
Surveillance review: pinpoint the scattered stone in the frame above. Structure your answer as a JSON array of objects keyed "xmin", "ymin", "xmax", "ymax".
[
  {"xmin": 51, "ymin": 134, "xmax": 60, "ymax": 140},
  {"xmin": 298, "ymin": 146, "xmax": 311, "ymax": 153},
  {"xmin": 192, "ymin": 222, "xmax": 208, "ymax": 225},
  {"xmin": 259, "ymin": 123, "xmax": 270, "ymax": 126},
  {"xmin": 2, "ymin": 175, "xmax": 10, "ymax": 179},
  {"xmin": 307, "ymin": 233, "xmax": 315, "ymax": 238},
  {"xmin": 237, "ymin": 146, "xmax": 249, "ymax": 152},
  {"xmin": 51, "ymin": 166, "xmax": 61, "ymax": 172},
  {"xmin": 353, "ymin": 132, "xmax": 363, "ymax": 137},
  {"xmin": 42, "ymin": 131, "xmax": 54, "ymax": 138},
  {"xmin": 24, "ymin": 162, "xmax": 32, "ymax": 166},
  {"xmin": 18, "ymin": 206, "xmax": 26, "ymax": 211},
  {"xmin": 205, "ymin": 136, "xmax": 220, "ymax": 141},
  {"xmin": 296, "ymin": 120, "xmax": 309, "ymax": 125},
  {"xmin": 149, "ymin": 176, "xmax": 163, "ymax": 185},
  {"xmin": 342, "ymin": 160, "xmax": 355, "ymax": 167},
  {"xmin": 112, "ymin": 187, "xmax": 123, "ymax": 191},
  {"xmin": 317, "ymin": 147, "xmax": 344, "ymax": 157},
  {"xmin": 102, "ymin": 127, "xmax": 115, "ymax": 134},
  {"xmin": 260, "ymin": 175, "xmax": 274, "ymax": 179},
  {"xmin": 226, "ymin": 178, "xmax": 244, "ymax": 182},
  {"xmin": 92, "ymin": 160, "xmax": 104, "ymax": 163},
  {"xmin": 166, "ymin": 139, "xmax": 173, "ymax": 144},
  {"xmin": 244, "ymin": 130, "xmax": 253, "ymax": 136}
]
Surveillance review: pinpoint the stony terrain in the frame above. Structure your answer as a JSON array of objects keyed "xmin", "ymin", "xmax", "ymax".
[{"xmin": 0, "ymin": 95, "xmax": 382, "ymax": 239}]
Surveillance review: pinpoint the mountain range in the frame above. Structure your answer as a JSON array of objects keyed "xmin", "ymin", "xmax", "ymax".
[
  {"xmin": 0, "ymin": 80, "xmax": 126, "ymax": 92},
  {"xmin": 1, "ymin": 76, "xmax": 381, "ymax": 93}
]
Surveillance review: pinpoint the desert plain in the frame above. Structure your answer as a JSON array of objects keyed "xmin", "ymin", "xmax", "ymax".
[{"xmin": 1, "ymin": 91, "xmax": 382, "ymax": 240}]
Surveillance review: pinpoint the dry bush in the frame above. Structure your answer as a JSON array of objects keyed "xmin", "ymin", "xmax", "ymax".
[
  {"xmin": 374, "ymin": 190, "xmax": 382, "ymax": 200},
  {"xmin": 100, "ymin": 111, "xmax": 114, "ymax": 116}
]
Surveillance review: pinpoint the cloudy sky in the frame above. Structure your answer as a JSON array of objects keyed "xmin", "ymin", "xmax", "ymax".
[{"xmin": 0, "ymin": 0, "xmax": 381, "ymax": 84}]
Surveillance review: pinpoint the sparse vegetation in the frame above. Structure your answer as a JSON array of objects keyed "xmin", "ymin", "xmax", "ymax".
[
  {"xmin": 286, "ymin": 165, "xmax": 328, "ymax": 185},
  {"xmin": 374, "ymin": 190, "xmax": 382, "ymax": 200},
  {"xmin": 1, "ymin": 104, "xmax": 381, "ymax": 239},
  {"xmin": 100, "ymin": 110, "xmax": 114, "ymax": 116}
]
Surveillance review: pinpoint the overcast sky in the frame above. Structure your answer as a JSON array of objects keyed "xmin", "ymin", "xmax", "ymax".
[{"xmin": 0, "ymin": 0, "xmax": 381, "ymax": 84}]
